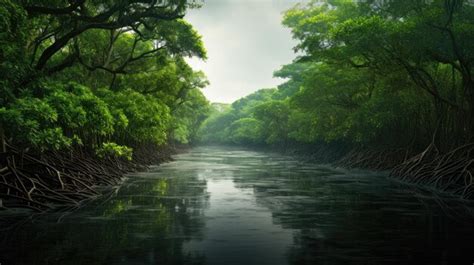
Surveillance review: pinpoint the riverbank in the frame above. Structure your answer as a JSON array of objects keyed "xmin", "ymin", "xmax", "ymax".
[
  {"xmin": 3, "ymin": 141, "xmax": 471, "ymax": 212},
  {"xmin": 211, "ymin": 142, "xmax": 411, "ymax": 170},
  {"xmin": 3, "ymin": 146, "xmax": 474, "ymax": 265},
  {"xmin": 0, "ymin": 144, "xmax": 180, "ymax": 212},
  {"xmin": 211, "ymin": 142, "xmax": 474, "ymax": 200}
]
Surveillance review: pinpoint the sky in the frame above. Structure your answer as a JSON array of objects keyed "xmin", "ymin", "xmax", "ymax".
[{"xmin": 185, "ymin": 0, "xmax": 303, "ymax": 103}]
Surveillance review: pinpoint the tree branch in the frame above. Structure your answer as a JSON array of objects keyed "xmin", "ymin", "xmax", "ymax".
[
  {"xmin": 32, "ymin": 1, "xmax": 185, "ymax": 71},
  {"xmin": 24, "ymin": 0, "xmax": 85, "ymax": 16}
]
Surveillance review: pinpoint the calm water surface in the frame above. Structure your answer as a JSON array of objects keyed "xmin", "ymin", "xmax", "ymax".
[{"xmin": 1, "ymin": 146, "xmax": 474, "ymax": 265}]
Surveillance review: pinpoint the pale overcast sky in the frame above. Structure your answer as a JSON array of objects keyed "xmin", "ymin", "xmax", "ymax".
[{"xmin": 185, "ymin": 0, "xmax": 302, "ymax": 103}]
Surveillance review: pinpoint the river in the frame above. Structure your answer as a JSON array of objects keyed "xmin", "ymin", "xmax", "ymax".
[{"xmin": 1, "ymin": 146, "xmax": 474, "ymax": 265}]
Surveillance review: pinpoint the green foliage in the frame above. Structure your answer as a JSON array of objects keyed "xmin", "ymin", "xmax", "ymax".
[
  {"xmin": 228, "ymin": 118, "xmax": 263, "ymax": 145},
  {"xmin": 96, "ymin": 142, "xmax": 133, "ymax": 161},
  {"xmin": 198, "ymin": 89, "xmax": 284, "ymax": 146},
  {"xmin": 0, "ymin": 97, "xmax": 71, "ymax": 150},
  {"xmin": 198, "ymin": 0, "xmax": 474, "ymax": 152},
  {"xmin": 170, "ymin": 88, "xmax": 211, "ymax": 144},
  {"xmin": 99, "ymin": 88, "xmax": 171, "ymax": 145},
  {"xmin": 0, "ymin": 0, "xmax": 28, "ymax": 105},
  {"xmin": 253, "ymin": 100, "xmax": 290, "ymax": 145},
  {"xmin": 198, "ymin": 110, "xmax": 237, "ymax": 144},
  {"xmin": 0, "ymin": 1, "xmax": 210, "ymax": 156}
]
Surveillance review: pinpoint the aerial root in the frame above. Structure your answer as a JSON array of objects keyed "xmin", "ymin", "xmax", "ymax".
[
  {"xmin": 0, "ymin": 144, "xmax": 175, "ymax": 212},
  {"xmin": 336, "ymin": 148, "xmax": 409, "ymax": 171},
  {"xmin": 390, "ymin": 143, "xmax": 474, "ymax": 199}
]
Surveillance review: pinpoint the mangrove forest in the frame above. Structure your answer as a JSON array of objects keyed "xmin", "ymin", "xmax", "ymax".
[{"xmin": 0, "ymin": 0, "xmax": 474, "ymax": 264}]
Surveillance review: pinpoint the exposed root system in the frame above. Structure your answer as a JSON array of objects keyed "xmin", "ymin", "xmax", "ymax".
[
  {"xmin": 0, "ymin": 145, "xmax": 174, "ymax": 212},
  {"xmin": 391, "ymin": 143, "xmax": 474, "ymax": 199},
  {"xmin": 336, "ymin": 148, "xmax": 410, "ymax": 171},
  {"xmin": 301, "ymin": 142, "xmax": 474, "ymax": 200}
]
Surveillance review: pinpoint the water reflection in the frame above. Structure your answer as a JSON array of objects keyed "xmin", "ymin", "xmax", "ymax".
[
  {"xmin": 0, "ymin": 165, "xmax": 209, "ymax": 265},
  {"xmin": 227, "ymin": 148, "xmax": 474, "ymax": 265},
  {"xmin": 183, "ymin": 179, "xmax": 293, "ymax": 265},
  {"xmin": 1, "ymin": 146, "xmax": 474, "ymax": 265}
]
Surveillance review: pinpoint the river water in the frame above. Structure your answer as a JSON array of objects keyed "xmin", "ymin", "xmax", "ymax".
[{"xmin": 1, "ymin": 146, "xmax": 474, "ymax": 265}]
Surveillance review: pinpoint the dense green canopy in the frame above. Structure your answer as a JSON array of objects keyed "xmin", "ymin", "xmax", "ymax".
[
  {"xmin": 0, "ymin": 0, "xmax": 211, "ymax": 157},
  {"xmin": 198, "ymin": 0, "xmax": 474, "ymax": 154}
]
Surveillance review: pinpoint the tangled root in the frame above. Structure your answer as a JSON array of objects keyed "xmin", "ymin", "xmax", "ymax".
[
  {"xmin": 0, "ymin": 144, "xmax": 174, "ymax": 212},
  {"xmin": 391, "ymin": 143, "xmax": 474, "ymax": 199}
]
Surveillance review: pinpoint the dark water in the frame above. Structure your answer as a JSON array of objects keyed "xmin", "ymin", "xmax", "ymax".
[{"xmin": 1, "ymin": 146, "xmax": 474, "ymax": 265}]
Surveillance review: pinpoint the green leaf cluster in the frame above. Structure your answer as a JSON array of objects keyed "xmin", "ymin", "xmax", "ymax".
[
  {"xmin": 198, "ymin": 0, "xmax": 474, "ymax": 152},
  {"xmin": 0, "ymin": 0, "xmax": 211, "ymax": 155}
]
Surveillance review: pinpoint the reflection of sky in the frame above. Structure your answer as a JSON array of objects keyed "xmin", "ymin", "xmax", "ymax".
[
  {"xmin": 183, "ymin": 178, "xmax": 294, "ymax": 265},
  {"xmin": 185, "ymin": 0, "xmax": 304, "ymax": 103}
]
